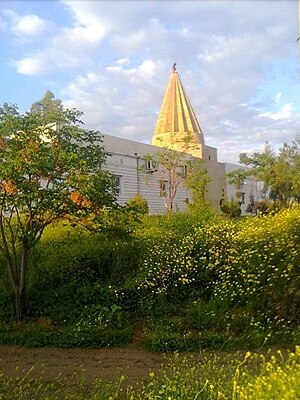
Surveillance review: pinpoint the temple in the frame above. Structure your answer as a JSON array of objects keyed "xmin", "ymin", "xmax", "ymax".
[
  {"xmin": 152, "ymin": 63, "xmax": 204, "ymax": 158},
  {"xmin": 101, "ymin": 65, "xmax": 259, "ymax": 214}
]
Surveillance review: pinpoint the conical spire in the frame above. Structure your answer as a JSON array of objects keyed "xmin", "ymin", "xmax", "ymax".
[{"xmin": 152, "ymin": 64, "xmax": 204, "ymax": 158}]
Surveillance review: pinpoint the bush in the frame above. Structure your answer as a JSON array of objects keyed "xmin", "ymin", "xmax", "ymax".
[
  {"xmin": 127, "ymin": 194, "xmax": 149, "ymax": 215},
  {"xmin": 0, "ymin": 318, "xmax": 132, "ymax": 349},
  {"xmin": 27, "ymin": 223, "xmax": 143, "ymax": 322},
  {"xmin": 220, "ymin": 199, "xmax": 241, "ymax": 217}
]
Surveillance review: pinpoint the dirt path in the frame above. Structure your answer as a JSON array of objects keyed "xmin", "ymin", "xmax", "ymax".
[
  {"xmin": 0, "ymin": 342, "xmax": 285, "ymax": 385},
  {"xmin": 0, "ymin": 343, "xmax": 167, "ymax": 384}
]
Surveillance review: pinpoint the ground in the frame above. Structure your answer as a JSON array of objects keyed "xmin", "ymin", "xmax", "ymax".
[{"xmin": 0, "ymin": 343, "xmax": 167, "ymax": 384}]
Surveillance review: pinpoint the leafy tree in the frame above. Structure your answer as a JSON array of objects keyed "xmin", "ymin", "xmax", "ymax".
[
  {"xmin": 0, "ymin": 94, "xmax": 116, "ymax": 320},
  {"xmin": 232, "ymin": 140, "xmax": 300, "ymax": 209},
  {"xmin": 30, "ymin": 90, "xmax": 63, "ymax": 123},
  {"xmin": 141, "ymin": 132, "xmax": 208, "ymax": 213},
  {"xmin": 0, "ymin": 103, "xmax": 19, "ymax": 117},
  {"xmin": 184, "ymin": 158, "xmax": 209, "ymax": 207}
]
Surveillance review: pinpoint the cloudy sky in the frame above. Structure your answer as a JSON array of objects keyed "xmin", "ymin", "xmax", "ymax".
[{"xmin": 0, "ymin": 0, "xmax": 299, "ymax": 163}]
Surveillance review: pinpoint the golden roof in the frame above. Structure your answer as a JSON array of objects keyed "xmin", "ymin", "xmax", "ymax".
[{"xmin": 152, "ymin": 64, "xmax": 204, "ymax": 157}]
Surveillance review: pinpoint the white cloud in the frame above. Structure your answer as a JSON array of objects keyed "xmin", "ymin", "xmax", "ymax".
[
  {"xmin": 259, "ymin": 103, "xmax": 294, "ymax": 121},
  {"xmin": 9, "ymin": 1, "xmax": 107, "ymax": 76},
  {"xmin": 13, "ymin": 56, "xmax": 48, "ymax": 76},
  {"xmin": 112, "ymin": 29, "xmax": 145, "ymax": 53},
  {"xmin": 12, "ymin": 14, "xmax": 47, "ymax": 36},
  {"xmin": 116, "ymin": 58, "xmax": 130, "ymax": 66},
  {"xmin": 138, "ymin": 60, "xmax": 156, "ymax": 77},
  {"xmin": 3, "ymin": 10, "xmax": 47, "ymax": 37}
]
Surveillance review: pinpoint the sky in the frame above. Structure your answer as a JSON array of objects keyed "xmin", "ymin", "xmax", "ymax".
[{"xmin": 0, "ymin": 0, "xmax": 299, "ymax": 164}]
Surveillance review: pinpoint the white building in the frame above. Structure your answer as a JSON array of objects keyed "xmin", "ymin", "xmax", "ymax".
[{"xmin": 102, "ymin": 66, "xmax": 259, "ymax": 214}]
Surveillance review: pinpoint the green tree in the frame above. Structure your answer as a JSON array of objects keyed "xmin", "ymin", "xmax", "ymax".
[
  {"xmin": 141, "ymin": 133, "xmax": 208, "ymax": 213},
  {"xmin": 0, "ymin": 95, "xmax": 116, "ymax": 320},
  {"xmin": 30, "ymin": 90, "xmax": 63, "ymax": 123},
  {"xmin": 184, "ymin": 158, "xmax": 210, "ymax": 207},
  {"xmin": 235, "ymin": 140, "xmax": 300, "ymax": 208}
]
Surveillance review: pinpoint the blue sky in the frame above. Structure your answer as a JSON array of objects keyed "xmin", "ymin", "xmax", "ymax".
[{"xmin": 0, "ymin": 0, "xmax": 299, "ymax": 163}]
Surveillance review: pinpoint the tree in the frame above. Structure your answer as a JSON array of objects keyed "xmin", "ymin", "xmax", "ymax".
[
  {"xmin": 30, "ymin": 90, "xmax": 63, "ymax": 123},
  {"xmin": 141, "ymin": 132, "xmax": 209, "ymax": 213},
  {"xmin": 232, "ymin": 140, "xmax": 300, "ymax": 209},
  {"xmin": 184, "ymin": 158, "xmax": 210, "ymax": 207},
  {"xmin": 0, "ymin": 94, "xmax": 116, "ymax": 320}
]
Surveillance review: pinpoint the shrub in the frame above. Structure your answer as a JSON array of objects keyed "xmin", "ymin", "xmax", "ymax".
[
  {"xmin": 220, "ymin": 199, "xmax": 241, "ymax": 217},
  {"xmin": 127, "ymin": 194, "xmax": 149, "ymax": 215}
]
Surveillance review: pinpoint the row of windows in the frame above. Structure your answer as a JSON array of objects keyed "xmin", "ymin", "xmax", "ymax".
[
  {"xmin": 112, "ymin": 175, "xmax": 169, "ymax": 197},
  {"xmin": 145, "ymin": 160, "xmax": 188, "ymax": 175}
]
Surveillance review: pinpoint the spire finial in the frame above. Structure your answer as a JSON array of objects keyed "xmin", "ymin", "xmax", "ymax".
[{"xmin": 172, "ymin": 62, "xmax": 177, "ymax": 72}]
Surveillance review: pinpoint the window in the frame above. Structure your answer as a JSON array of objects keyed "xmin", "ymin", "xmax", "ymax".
[
  {"xmin": 181, "ymin": 165, "xmax": 188, "ymax": 175},
  {"xmin": 113, "ymin": 175, "xmax": 122, "ymax": 195},
  {"xmin": 145, "ymin": 159, "xmax": 157, "ymax": 172},
  {"xmin": 241, "ymin": 192, "xmax": 245, "ymax": 205},
  {"xmin": 159, "ymin": 181, "xmax": 167, "ymax": 197}
]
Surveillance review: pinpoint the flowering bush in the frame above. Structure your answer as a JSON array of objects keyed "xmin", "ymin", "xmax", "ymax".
[{"xmin": 137, "ymin": 207, "xmax": 300, "ymax": 338}]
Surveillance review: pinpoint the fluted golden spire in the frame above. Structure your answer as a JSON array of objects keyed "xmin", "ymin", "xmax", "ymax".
[{"xmin": 152, "ymin": 65, "xmax": 204, "ymax": 157}]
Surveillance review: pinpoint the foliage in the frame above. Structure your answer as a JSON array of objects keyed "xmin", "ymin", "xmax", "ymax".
[
  {"xmin": 233, "ymin": 139, "xmax": 300, "ymax": 208},
  {"xmin": 0, "ymin": 94, "xmax": 116, "ymax": 319},
  {"xmin": 1, "ymin": 199, "xmax": 300, "ymax": 351},
  {"xmin": 237, "ymin": 349, "xmax": 300, "ymax": 400},
  {"xmin": 127, "ymin": 194, "xmax": 149, "ymax": 215},
  {"xmin": 0, "ymin": 306, "xmax": 132, "ymax": 348},
  {"xmin": 220, "ymin": 199, "xmax": 241, "ymax": 217},
  {"xmin": 26, "ymin": 222, "xmax": 142, "ymax": 321},
  {"xmin": 184, "ymin": 158, "xmax": 210, "ymax": 206},
  {"xmin": 134, "ymin": 207, "xmax": 300, "ymax": 348}
]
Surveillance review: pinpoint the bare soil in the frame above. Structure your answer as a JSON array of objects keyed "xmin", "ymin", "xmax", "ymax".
[
  {"xmin": 0, "ymin": 342, "xmax": 167, "ymax": 385},
  {"xmin": 0, "ymin": 336, "xmax": 287, "ymax": 385}
]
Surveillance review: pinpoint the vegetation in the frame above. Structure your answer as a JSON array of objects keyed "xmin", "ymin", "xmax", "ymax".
[
  {"xmin": 0, "ymin": 206, "xmax": 298, "ymax": 350},
  {"xmin": 0, "ymin": 94, "xmax": 300, "ymax": 397},
  {"xmin": 228, "ymin": 138, "xmax": 300, "ymax": 209},
  {"xmin": 0, "ymin": 95, "xmax": 116, "ymax": 320},
  {"xmin": 220, "ymin": 199, "xmax": 241, "ymax": 217}
]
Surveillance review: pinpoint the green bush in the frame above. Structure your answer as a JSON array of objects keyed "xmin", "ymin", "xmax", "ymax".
[
  {"xmin": 127, "ymin": 194, "xmax": 149, "ymax": 215},
  {"xmin": 184, "ymin": 299, "xmax": 228, "ymax": 331},
  {"xmin": 27, "ymin": 223, "xmax": 143, "ymax": 322},
  {"xmin": 220, "ymin": 199, "xmax": 241, "ymax": 217},
  {"xmin": 0, "ymin": 319, "xmax": 132, "ymax": 349},
  {"xmin": 58, "ymin": 326, "xmax": 132, "ymax": 348}
]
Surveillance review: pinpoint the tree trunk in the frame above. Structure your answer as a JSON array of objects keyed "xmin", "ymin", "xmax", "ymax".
[
  {"xmin": 14, "ymin": 289, "xmax": 24, "ymax": 322},
  {"xmin": 10, "ymin": 247, "xmax": 30, "ymax": 321}
]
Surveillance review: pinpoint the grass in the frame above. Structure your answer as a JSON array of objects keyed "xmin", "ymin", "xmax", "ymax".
[{"xmin": 0, "ymin": 347, "xmax": 299, "ymax": 399}]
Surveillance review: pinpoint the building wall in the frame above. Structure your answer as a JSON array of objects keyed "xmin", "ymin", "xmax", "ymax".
[
  {"xmin": 101, "ymin": 134, "xmax": 258, "ymax": 215},
  {"xmin": 102, "ymin": 134, "xmax": 192, "ymax": 214}
]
